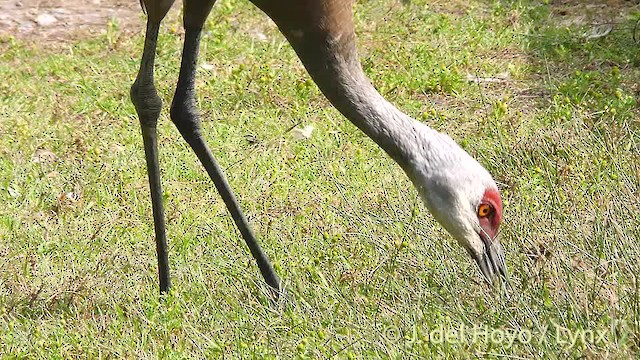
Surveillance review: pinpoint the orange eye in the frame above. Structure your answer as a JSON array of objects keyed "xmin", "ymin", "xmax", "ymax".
[{"xmin": 478, "ymin": 203, "xmax": 492, "ymax": 218}]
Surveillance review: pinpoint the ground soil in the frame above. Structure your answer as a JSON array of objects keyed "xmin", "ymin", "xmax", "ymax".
[
  {"xmin": 1, "ymin": 0, "xmax": 637, "ymax": 43},
  {"xmin": 0, "ymin": 0, "xmax": 142, "ymax": 41}
]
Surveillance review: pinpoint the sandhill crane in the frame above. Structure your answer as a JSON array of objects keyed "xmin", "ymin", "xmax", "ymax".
[{"xmin": 131, "ymin": 0, "xmax": 508, "ymax": 295}]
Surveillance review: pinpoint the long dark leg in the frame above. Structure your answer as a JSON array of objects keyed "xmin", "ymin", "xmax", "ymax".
[
  {"xmin": 171, "ymin": 0, "xmax": 282, "ymax": 294},
  {"xmin": 131, "ymin": 1, "xmax": 175, "ymax": 294}
]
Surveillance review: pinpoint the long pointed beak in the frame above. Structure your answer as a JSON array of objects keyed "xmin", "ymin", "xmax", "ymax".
[{"xmin": 471, "ymin": 235, "xmax": 509, "ymax": 287}]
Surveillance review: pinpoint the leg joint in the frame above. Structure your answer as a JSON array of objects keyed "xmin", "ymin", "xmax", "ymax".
[
  {"xmin": 170, "ymin": 96, "xmax": 202, "ymax": 140},
  {"xmin": 131, "ymin": 79, "xmax": 163, "ymax": 128}
]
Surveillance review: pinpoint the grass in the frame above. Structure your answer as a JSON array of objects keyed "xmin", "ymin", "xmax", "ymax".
[{"xmin": 1, "ymin": 0, "xmax": 639, "ymax": 357}]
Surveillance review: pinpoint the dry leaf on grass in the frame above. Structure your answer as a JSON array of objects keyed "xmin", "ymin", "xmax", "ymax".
[
  {"xmin": 7, "ymin": 187, "xmax": 20, "ymax": 198},
  {"xmin": 58, "ymin": 191, "xmax": 81, "ymax": 206},
  {"xmin": 584, "ymin": 24, "xmax": 613, "ymax": 40},
  {"xmin": 466, "ymin": 72, "xmax": 510, "ymax": 83},
  {"xmin": 32, "ymin": 149, "xmax": 58, "ymax": 163},
  {"xmin": 291, "ymin": 125, "xmax": 314, "ymax": 140}
]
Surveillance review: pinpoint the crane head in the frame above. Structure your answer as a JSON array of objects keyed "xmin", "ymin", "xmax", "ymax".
[{"xmin": 408, "ymin": 128, "xmax": 508, "ymax": 286}]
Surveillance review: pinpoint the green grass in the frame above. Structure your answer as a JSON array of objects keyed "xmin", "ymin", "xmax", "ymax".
[{"xmin": 1, "ymin": 0, "xmax": 639, "ymax": 357}]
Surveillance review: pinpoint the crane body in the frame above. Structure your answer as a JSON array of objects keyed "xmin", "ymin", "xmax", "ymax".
[{"xmin": 131, "ymin": 0, "xmax": 508, "ymax": 295}]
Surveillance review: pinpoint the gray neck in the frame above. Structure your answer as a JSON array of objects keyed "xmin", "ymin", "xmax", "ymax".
[
  {"xmin": 283, "ymin": 30, "xmax": 437, "ymax": 174},
  {"xmin": 335, "ymin": 64, "xmax": 424, "ymax": 168},
  {"xmin": 312, "ymin": 48, "xmax": 431, "ymax": 173}
]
